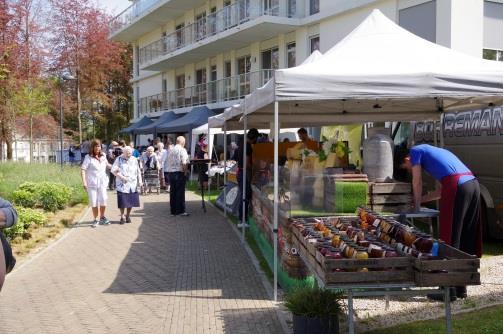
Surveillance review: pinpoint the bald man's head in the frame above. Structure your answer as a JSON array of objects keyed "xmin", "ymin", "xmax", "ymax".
[{"xmin": 176, "ymin": 136, "xmax": 185, "ymax": 147}]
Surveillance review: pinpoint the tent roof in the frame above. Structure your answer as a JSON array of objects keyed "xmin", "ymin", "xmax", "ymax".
[
  {"xmin": 120, "ymin": 116, "xmax": 153, "ymax": 134},
  {"xmin": 238, "ymin": 9, "xmax": 503, "ymax": 128},
  {"xmin": 156, "ymin": 106, "xmax": 216, "ymax": 134},
  {"xmin": 133, "ymin": 111, "xmax": 180, "ymax": 135}
]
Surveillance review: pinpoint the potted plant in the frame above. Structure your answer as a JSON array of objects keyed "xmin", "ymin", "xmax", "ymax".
[{"xmin": 284, "ymin": 285, "xmax": 344, "ymax": 334}]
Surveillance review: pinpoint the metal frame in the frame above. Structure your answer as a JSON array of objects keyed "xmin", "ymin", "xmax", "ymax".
[{"xmin": 298, "ymin": 249, "xmax": 453, "ymax": 334}]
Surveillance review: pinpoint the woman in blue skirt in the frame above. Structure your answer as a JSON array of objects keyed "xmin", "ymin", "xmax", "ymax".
[{"xmin": 111, "ymin": 146, "xmax": 142, "ymax": 224}]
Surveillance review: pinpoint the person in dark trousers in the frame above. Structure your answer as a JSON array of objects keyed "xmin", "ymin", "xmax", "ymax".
[
  {"xmin": 166, "ymin": 136, "xmax": 190, "ymax": 216},
  {"xmin": 235, "ymin": 128, "xmax": 259, "ymax": 228},
  {"xmin": 107, "ymin": 141, "xmax": 119, "ymax": 190},
  {"xmin": 1, "ymin": 197, "xmax": 18, "ymax": 291},
  {"xmin": 397, "ymin": 144, "xmax": 482, "ymax": 300}
]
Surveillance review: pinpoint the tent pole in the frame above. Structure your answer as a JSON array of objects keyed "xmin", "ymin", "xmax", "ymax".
[
  {"xmin": 208, "ymin": 124, "xmax": 211, "ymax": 196},
  {"xmin": 224, "ymin": 122, "xmax": 228, "ymax": 217},
  {"xmin": 241, "ymin": 115, "xmax": 248, "ymax": 243},
  {"xmin": 273, "ymin": 101, "xmax": 279, "ymax": 302},
  {"xmin": 439, "ymin": 113, "xmax": 445, "ymax": 148},
  {"xmin": 433, "ymin": 120, "xmax": 438, "ymax": 147}
]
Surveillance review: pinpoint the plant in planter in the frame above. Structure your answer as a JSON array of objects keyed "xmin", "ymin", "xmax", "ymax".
[{"xmin": 284, "ymin": 285, "xmax": 345, "ymax": 334}]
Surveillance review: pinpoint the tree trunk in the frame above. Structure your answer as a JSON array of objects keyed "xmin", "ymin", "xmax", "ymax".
[
  {"xmin": 77, "ymin": 75, "xmax": 82, "ymax": 144},
  {"xmin": 5, "ymin": 138, "xmax": 12, "ymax": 160},
  {"xmin": 29, "ymin": 113, "xmax": 33, "ymax": 162}
]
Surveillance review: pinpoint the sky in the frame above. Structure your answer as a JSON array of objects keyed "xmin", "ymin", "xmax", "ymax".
[{"xmin": 96, "ymin": 0, "xmax": 131, "ymax": 16}]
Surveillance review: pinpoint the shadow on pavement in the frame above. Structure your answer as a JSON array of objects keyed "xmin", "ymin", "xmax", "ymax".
[{"xmin": 103, "ymin": 197, "xmax": 272, "ymax": 301}]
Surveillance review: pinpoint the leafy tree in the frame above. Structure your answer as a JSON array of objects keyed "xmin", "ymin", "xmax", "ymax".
[{"xmin": 11, "ymin": 78, "xmax": 52, "ymax": 161}]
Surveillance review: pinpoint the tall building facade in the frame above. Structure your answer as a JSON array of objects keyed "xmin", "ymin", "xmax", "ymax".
[{"xmin": 109, "ymin": 0, "xmax": 503, "ymax": 122}]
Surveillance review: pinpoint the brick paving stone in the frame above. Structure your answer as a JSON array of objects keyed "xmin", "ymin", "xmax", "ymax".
[{"xmin": 0, "ymin": 191, "xmax": 284, "ymax": 333}]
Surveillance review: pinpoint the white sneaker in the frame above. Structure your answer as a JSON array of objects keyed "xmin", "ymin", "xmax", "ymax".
[
  {"xmin": 237, "ymin": 223, "xmax": 250, "ymax": 228},
  {"xmin": 91, "ymin": 220, "xmax": 99, "ymax": 228}
]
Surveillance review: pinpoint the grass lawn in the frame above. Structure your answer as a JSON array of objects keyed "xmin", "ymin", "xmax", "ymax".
[
  {"xmin": 365, "ymin": 305, "xmax": 503, "ymax": 334},
  {"xmin": 0, "ymin": 162, "xmax": 87, "ymax": 205}
]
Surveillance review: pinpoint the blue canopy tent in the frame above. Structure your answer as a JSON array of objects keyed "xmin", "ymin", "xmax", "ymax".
[
  {"xmin": 133, "ymin": 111, "xmax": 180, "ymax": 136},
  {"xmin": 156, "ymin": 106, "xmax": 216, "ymax": 134},
  {"xmin": 119, "ymin": 116, "xmax": 153, "ymax": 134}
]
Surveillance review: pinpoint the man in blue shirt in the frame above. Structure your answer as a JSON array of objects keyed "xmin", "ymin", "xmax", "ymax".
[{"xmin": 397, "ymin": 144, "xmax": 481, "ymax": 299}]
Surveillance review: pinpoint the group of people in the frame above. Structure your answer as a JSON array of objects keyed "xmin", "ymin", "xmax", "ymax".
[{"xmin": 80, "ymin": 136, "xmax": 191, "ymax": 227}]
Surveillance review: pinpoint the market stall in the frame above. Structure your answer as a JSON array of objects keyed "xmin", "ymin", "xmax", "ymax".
[
  {"xmin": 215, "ymin": 9, "xmax": 503, "ymax": 333},
  {"xmin": 132, "ymin": 111, "xmax": 180, "ymax": 136}
]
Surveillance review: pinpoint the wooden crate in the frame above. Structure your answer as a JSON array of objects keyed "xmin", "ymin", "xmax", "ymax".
[
  {"xmin": 414, "ymin": 243, "xmax": 480, "ymax": 286},
  {"xmin": 291, "ymin": 226, "xmax": 414, "ymax": 285},
  {"xmin": 368, "ymin": 182, "xmax": 412, "ymax": 213},
  {"xmin": 318, "ymin": 253, "xmax": 414, "ymax": 285}
]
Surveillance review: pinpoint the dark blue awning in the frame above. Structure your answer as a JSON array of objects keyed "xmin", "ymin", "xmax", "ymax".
[
  {"xmin": 119, "ymin": 116, "xmax": 153, "ymax": 134},
  {"xmin": 133, "ymin": 111, "xmax": 180, "ymax": 135},
  {"xmin": 156, "ymin": 106, "xmax": 216, "ymax": 134}
]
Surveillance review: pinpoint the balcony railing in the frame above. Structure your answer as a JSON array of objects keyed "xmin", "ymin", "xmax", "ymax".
[
  {"xmin": 139, "ymin": 0, "xmax": 282, "ymax": 66},
  {"xmin": 109, "ymin": 0, "xmax": 161, "ymax": 36},
  {"xmin": 138, "ymin": 69, "xmax": 273, "ymax": 116}
]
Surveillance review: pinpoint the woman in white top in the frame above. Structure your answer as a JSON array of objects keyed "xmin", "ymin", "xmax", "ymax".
[
  {"xmin": 111, "ymin": 146, "xmax": 142, "ymax": 224},
  {"xmin": 81, "ymin": 139, "xmax": 111, "ymax": 227}
]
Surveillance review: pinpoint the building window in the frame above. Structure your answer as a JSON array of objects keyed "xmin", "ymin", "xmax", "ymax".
[
  {"xmin": 288, "ymin": 0, "xmax": 297, "ymax": 18},
  {"xmin": 237, "ymin": 55, "xmax": 252, "ymax": 96},
  {"xmin": 287, "ymin": 42, "xmax": 296, "ymax": 68},
  {"xmin": 310, "ymin": 0, "xmax": 319, "ymax": 15},
  {"xmin": 483, "ymin": 48, "xmax": 503, "ymax": 61},
  {"xmin": 224, "ymin": 61, "xmax": 232, "ymax": 77},
  {"xmin": 176, "ymin": 74, "xmax": 185, "ymax": 107},
  {"xmin": 263, "ymin": 0, "xmax": 279, "ymax": 15},
  {"xmin": 310, "ymin": 35, "xmax": 320, "ymax": 54},
  {"xmin": 175, "ymin": 23, "xmax": 185, "ymax": 48},
  {"xmin": 135, "ymin": 86, "xmax": 140, "ymax": 117},
  {"xmin": 261, "ymin": 47, "xmax": 279, "ymax": 70},
  {"xmin": 134, "ymin": 46, "xmax": 140, "ymax": 76},
  {"xmin": 237, "ymin": 55, "xmax": 252, "ymax": 74},
  {"xmin": 195, "ymin": 12, "xmax": 206, "ymax": 41},
  {"xmin": 262, "ymin": 47, "xmax": 279, "ymax": 83}
]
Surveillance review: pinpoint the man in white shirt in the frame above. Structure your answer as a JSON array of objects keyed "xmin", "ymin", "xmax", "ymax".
[
  {"xmin": 156, "ymin": 142, "xmax": 166, "ymax": 190},
  {"xmin": 167, "ymin": 136, "xmax": 190, "ymax": 216},
  {"xmin": 160, "ymin": 142, "xmax": 172, "ymax": 193}
]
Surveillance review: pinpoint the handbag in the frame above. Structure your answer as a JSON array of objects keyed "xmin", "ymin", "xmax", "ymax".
[{"xmin": 0, "ymin": 231, "xmax": 16, "ymax": 274}]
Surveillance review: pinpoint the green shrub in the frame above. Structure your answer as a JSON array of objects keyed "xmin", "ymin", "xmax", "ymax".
[
  {"xmin": 3, "ymin": 207, "xmax": 47, "ymax": 240},
  {"xmin": 18, "ymin": 182, "xmax": 38, "ymax": 193},
  {"xmin": 284, "ymin": 285, "xmax": 345, "ymax": 318},
  {"xmin": 12, "ymin": 189, "xmax": 38, "ymax": 208},
  {"xmin": 3, "ymin": 221, "xmax": 25, "ymax": 240},
  {"xmin": 36, "ymin": 182, "xmax": 72, "ymax": 212},
  {"xmin": 17, "ymin": 207, "xmax": 47, "ymax": 228}
]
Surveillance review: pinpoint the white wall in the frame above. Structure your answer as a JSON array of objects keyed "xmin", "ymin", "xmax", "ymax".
[
  {"xmin": 139, "ymin": 74, "xmax": 163, "ymax": 97},
  {"xmin": 320, "ymin": 0, "xmax": 396, "ymax": 53}
]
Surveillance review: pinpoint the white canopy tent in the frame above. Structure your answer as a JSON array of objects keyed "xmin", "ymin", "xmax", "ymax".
[
  {"xmin": 218, "ymin": 9, "xmax": 503, "ymax": 309},
  {"xmin": 242, "ymin": 9, "xmax": 503, "ymax": 125}
]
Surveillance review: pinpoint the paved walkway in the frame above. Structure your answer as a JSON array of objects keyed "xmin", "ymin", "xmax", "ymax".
[{"xmin": 0, "ymin": 191, "xmax": 284, "ymax": 334}]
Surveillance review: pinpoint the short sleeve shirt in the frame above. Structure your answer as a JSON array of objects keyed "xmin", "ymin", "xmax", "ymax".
[
  {"xmin": 111, "ymin": 156, "xmax": 141, "ymax": 193},
  {"xmin": 161, "ymin": 148, "xmax": 171, "ymax": 171},
  {"xmin": 81, "ymin": 154, "xmax": 109, "ymax": 189},
  {"xmin": 410, "ymin": 144, "xmax": 474, "ymax": 185},
  {"xmin": 166, "ymin": 145, "xmax": 189, "ymax": 172}
]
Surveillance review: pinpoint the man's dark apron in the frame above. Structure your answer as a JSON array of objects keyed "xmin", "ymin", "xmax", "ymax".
[{"xmin": 440, "ymin": 172, "xmax": 482, "ymax": 257}]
